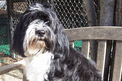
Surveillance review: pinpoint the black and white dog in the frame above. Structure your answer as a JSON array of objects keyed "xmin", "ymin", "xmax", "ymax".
[{"xmin": 13, "ymin": 3, "xmax": 101, "ymax": 81}]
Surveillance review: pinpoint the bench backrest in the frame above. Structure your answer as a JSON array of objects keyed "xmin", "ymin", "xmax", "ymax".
[{"xmin": 65, "ymin": 26, "xmax": 122, "ymax": 81}]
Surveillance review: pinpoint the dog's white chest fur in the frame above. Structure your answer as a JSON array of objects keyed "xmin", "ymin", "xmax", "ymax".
[{"xmin": 24, "ymin": 52, "xmax": 54, "ymax": 81}]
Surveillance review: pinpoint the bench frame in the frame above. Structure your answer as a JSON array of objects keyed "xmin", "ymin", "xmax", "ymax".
[{"xmin": 0, "ymin": 26, "xmax": 122, "ymax": 81}]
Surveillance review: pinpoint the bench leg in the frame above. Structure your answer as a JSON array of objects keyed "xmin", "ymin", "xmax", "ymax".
[{"xmin": 23, "ymin": 69, "xmax": 28, "ymax": 81}]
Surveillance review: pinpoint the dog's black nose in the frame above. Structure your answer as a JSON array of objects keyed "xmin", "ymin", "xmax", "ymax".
[{"xmin": 35, "ymin": 30, "xmax": 45, "ymax": 36}]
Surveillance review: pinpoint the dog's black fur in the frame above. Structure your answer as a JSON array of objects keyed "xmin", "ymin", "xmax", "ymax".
[{"xmin": 13, "ymin": 3, "xmax": 102, "ymax": 81}]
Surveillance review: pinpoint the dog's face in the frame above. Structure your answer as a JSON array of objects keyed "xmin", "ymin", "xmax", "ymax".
[
  {"xmin": 24, "ymin": 19, "xmax": 56, "ymax": 56},
  {"xmin": 13, "ymin": 3, "xmax": 69, "ymax": 57}
]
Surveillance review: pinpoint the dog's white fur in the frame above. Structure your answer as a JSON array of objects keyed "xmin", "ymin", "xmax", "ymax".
[{"xmin": 24, "ymin": 52, "xmax": 54, "ymax": 81}]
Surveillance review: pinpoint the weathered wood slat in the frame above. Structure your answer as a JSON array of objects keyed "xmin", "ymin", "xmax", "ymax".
[
  {"xmin": 96, "ymin": 40, "xmax": 107, "ymax": 80},
  {"xmin": 112, "ymin": 41, "xmax": 122, "ymax": 81},
  {"xmin": 65, "ymin": 26, "xmax": 122, "ymax": 41},
  {"xmin": 81, "ymin": 40, "xmax": 90, "ymax": 59},
  {"xmin": 0, "ymin": 60, "xmax": 25, "ymax": 75}
]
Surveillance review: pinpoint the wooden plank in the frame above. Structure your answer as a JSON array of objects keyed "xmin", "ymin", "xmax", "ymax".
[
  {"xmin": 65, "ymin": 26, "xmax": 122, "ymax": 41},
  {"xmin": 96, "ymin": 40, "xmax": 107, "ymax": 80},
  {"xmin": 81, "ymin": 40, "xmax": 90, "ymax": 59},
  {"xmin": 112, "ymin": 41, "xmax": 122, "ymax": 81},
  {"xmin": 0, "ymin": 60, "xmax": 25, "ymax": 75}
]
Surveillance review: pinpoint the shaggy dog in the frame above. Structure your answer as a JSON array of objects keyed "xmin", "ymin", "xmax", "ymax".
[{"xmin": 13, "ymin": 3, "xmax": 102, "ymax": 81}]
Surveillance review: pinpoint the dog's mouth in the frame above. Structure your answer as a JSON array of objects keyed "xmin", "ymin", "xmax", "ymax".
[{"xmin": 25, "ymin": 38, "xmax": 51, "ymax": 56}]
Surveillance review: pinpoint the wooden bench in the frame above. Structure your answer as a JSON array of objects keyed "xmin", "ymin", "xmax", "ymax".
[{"xmin": 0, "ymin": 26, "xmax": 122, "ymax": 81}]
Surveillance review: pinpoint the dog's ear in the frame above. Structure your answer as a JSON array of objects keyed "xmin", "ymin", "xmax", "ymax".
[
  {"xmin": 13, "ymin": 17, "xmax": 27, "ymax": 57},
  {"xmin": 54, "ymin": 23, "xmax": 69, "ymax": 55},
  {"xmin": 47, "ymin": 8, "xmax": 70, "ymax": 55}
]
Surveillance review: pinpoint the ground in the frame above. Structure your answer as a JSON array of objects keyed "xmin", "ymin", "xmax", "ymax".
[{"xmin": 0, "ymin": 52, "xmax": 23, "ymax": 81}]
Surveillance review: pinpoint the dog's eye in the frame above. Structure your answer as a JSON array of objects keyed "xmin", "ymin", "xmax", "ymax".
[
  {"xmin": 35, "ymin": 21, "xmax": 40, "ymax": 24},
  {"xmin": 45, "ymin": 21, "xmax": 51, "ymax": 26},
  {"xmin": 45, "ymin": 21, "xmax": 49, "ymax": 24},
  {"xmin": 43, "ymin": 26, "xmax": 46, "ymax": 27}
]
